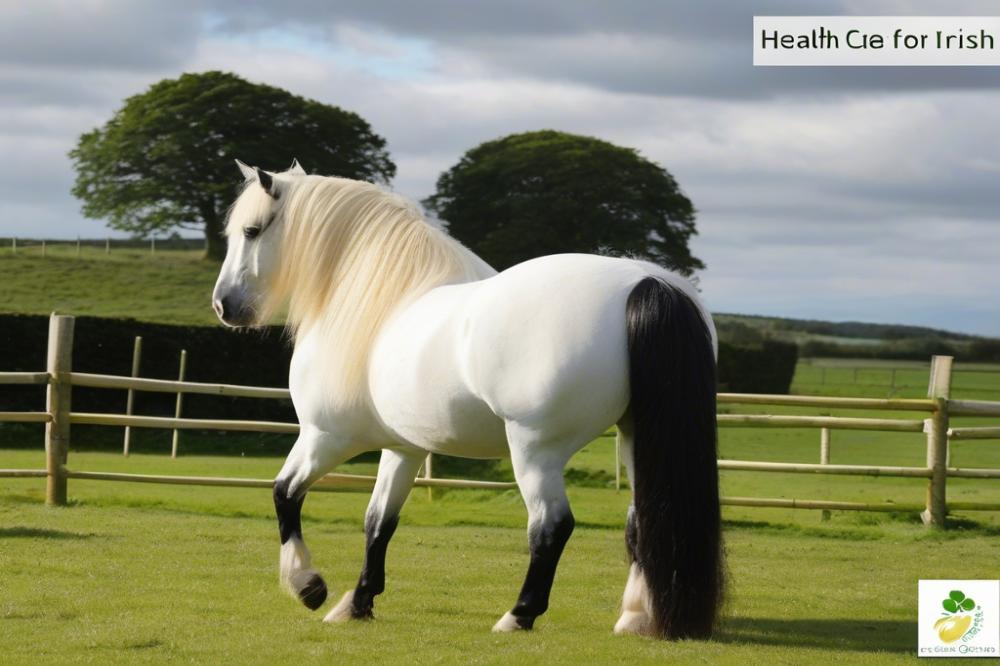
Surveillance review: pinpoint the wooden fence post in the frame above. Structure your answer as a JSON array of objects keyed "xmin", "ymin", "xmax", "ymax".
[
  {"xmin": 11, "ymin": 237, "xmax": 16, "ymax": 254},
  {"xmin": 425, "ymin": 453, "xmax": 433, "ymax": 501},
  {"xmin": 820, "ymin": 428, "xmax": 831, "ymax": 521},
  {"xmin": 151, "ymin": 237, "xmax": 156, "ymax": 255},
  {"xmin": 123, "ymin": 336, "xmax": 142, "ymax": 456},
  {"xmin": 75, "ymin": 238, "xmax": 81, "ymax": 258},
  {"xmin": 615, "ymin": 434, "xmax": 621, "ymax": 492},
  {"xmin": 171, "ymin": 350, "xmax": 187, "ymax": 458},
  {"xmin": 105, "ymin": 238, "xmax": 110, "ymax": 255},
  {"xmin": 42, "ymin": 240, "xmax": 46, "ymax": 257},
  {"xmin": 45, "ymin": 314, "xmax": 74, "ymax": 506},
  {"xmin": 922, "ymin": 355, "xmax": 952, "ymax": 528}
]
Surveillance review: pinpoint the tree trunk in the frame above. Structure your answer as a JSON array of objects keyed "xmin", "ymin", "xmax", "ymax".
[{"xmin": 203, "ymin": 209, "xmax": 226, "ymax": 261}]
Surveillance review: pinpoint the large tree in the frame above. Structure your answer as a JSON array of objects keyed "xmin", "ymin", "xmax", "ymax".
[
  {"xmin": 70, "ymin": 71, "xmax": 395, "ymax": 259},
  {"xmin": 424, "ymin": 130, "xmax": 703, "ymax": 274}
]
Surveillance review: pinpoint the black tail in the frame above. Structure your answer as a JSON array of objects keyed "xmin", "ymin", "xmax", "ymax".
[{"xmin": 625, "ymin": 276, "xmax": 723, "ymax": 640}]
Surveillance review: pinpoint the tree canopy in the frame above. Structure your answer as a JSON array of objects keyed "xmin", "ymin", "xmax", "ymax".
[
  {"xmin": 423, "ymin": 130, "xmax": 703, "ymax": 274},
  {"xmin": 70, "ymin": 71, "xmax": 395, "ymax": 259}
]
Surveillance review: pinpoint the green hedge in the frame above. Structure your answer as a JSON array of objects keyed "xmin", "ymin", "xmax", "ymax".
[
  {"xmin": 0, "ymin": 313, "xmax": 294, "ymax": 421},
  {"xmin": 0, "ymin": 314, "xmax": 295, "ymax": 454},
  {"xmin": 717, "ymin": 340, "xmax": 799, "ymax": 394}
]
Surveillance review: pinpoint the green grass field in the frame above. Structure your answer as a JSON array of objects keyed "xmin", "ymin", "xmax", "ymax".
[
  {"xmin": 3, "ymin": 246, "xmax": 1000, "ymax": 662},
  {"xmin": 3, "ymin": 445, "xmax": 1000, "ymax": 665},
  {"xmin": 4, "ymin": 370, "xmax": 1000, "ymax": 665},
  {"xmin": 793, "ymin": 358, "xmax": 1000, "ymax": 401}
]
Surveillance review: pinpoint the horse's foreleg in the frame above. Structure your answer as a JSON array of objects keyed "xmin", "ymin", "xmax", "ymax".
[
  {"xmin": 274, "ymin": 427, "xmax": 344, "ymax": 611},
  {"xmin": 494, "ymin": 431, "xmax": 575, "ymax": 632},
  {"xmin": 324, "ymin": 447, "xmax": 423, "ymax": 624}
]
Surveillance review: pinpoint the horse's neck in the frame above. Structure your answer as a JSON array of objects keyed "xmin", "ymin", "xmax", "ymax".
[{"xmin": 290, "ymin": 217, "xmax": 493, "ymax": 414}]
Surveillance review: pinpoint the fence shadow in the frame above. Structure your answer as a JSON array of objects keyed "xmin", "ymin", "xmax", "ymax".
[
  {"xmin": 0, "ymin": 526, "xmax": 94, "ymax": 540},
  {"xmin": 716, "ymin": 616, "xmax": 914, "ymax": 653}
]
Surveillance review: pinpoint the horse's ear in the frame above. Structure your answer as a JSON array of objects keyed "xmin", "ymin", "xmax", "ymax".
[
  {"xmin": 235, "ymin": 159, "xmax": 256, "ymax": 181},
  {"xmin": 255, "ymin": 167, "xmax": 279, "ymax": 199},
  {"xmin": 289, "ymin": 159, "xmax": 306, "ymax": 175}
]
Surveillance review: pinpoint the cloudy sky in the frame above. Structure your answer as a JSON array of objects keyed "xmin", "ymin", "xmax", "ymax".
[{"xmin": 2, "ymin": 1, "xmax": 998, "ymax": 334}]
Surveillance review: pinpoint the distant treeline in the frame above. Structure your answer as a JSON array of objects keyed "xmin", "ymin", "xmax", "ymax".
[
  {"xmin": 718, "ymin": 318, "xmax": 1000, "ymax": 362},
  {"xmin": 718, "ymin": 312, "xmax": 980, "ymax": 342},
  {"xmin": 768, "ymin": 317, "xmax": 979, "ymax": 342}
]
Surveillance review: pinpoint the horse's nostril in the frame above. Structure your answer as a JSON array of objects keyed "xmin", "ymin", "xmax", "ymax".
[{"xmin": 213, "ymin": 299, "xmax": 225, "ymax": 318}]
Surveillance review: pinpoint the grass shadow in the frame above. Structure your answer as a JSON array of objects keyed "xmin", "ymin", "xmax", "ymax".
[
  {"xmin": 0, "ymin": 526, "xmax": 95, "ymax": 540},
  {"xmin": 717, "ymin": 617, "xmax": 913, "ymax": 653},
  {"xmin": 722, "ymin": 518, "xmax": 883, "ymax": 541},
  {"xmin": 940, "ymin": 516, "xmax": 1000, "ymax": 537}
]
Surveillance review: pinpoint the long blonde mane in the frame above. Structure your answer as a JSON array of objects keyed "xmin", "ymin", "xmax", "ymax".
[{"xmin": 252, "ymin": 175, "xmax": 494, "ymax": 407}]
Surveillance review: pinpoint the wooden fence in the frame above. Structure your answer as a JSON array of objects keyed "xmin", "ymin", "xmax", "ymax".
[
  {"xmin": 2, "ymin": 314, "xmax": 999, "ymax": 528},
  {"xmin": 4, "ymin": 237, "xmax": 203, "ymax": 256}
]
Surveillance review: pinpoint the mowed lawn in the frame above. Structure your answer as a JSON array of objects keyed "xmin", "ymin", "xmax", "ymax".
[
  {"xmin": 3, "ymin": 389, "xmax": 1000, "ymax": 666},
  {"xmin": 3, "ymin": 450, "xmax": 1000, "ymax": 666}
]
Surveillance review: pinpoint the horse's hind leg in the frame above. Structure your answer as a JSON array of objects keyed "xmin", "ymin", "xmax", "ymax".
[
  {"xmin": 493, "ymin": 424, "xmax": 576, "ymax": 632},
  {"xmin": 274, "ymin": 427, "xmax": 345, "ymax": 611},
  {"xmin": 612, "ymin": 418, "xmax": 655, "ymax": 636},
  {"xmin": 325, "ymin": 448, "xmax": 424, "ymax": 623}
]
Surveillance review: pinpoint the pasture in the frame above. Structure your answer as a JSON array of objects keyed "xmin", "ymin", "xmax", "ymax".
[
  {"xmin": 3, "ymin": 446, "xmax": 1000, "ymax": 665},
  {"xmin": 2, "ymin": 246, "xmax": 999, "ymax": 662},
  {"xmin": 0, "ymin": 246, "xmax": 218, "ymax": 325},
  {"xmin": 3, "ymin": 357, "xmax": 1000, "ymax": 665}
]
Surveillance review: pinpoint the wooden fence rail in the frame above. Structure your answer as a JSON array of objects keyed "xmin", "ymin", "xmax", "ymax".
[
  {"xmin": 0, "ymin": 372, "xmax": 51, "ymax": 385},
  {"xmin": 717, "ymin": 393, "xmax": 936, "ymax": 411},
  {"xmin": 717, "ymin": 414, "xmax": 925, "ymax": 432},
  {"xmin": 0, "ymin": 314, "xmax": 998, "ymax": 528},
  {"xmin": 68, "ymin": 371, "xmax": 291, "ymax": 399},
  {"xmin": 948, "ymin": 426, "xmax": 1000, "ymax": 440},
  {"xmin": 69, "ymin": 412, "xmax": 299, "ymax": 434}
]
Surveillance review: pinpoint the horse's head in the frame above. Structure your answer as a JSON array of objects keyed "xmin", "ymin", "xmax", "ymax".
[{"xmin": 212, "ymin": 159, "xmax": 306, "ymax": 327}]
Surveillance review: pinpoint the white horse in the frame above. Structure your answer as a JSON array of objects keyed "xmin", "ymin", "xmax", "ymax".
[{"xmin": 212, "ymin": 160, "xmax": 724, "ymax": 639}]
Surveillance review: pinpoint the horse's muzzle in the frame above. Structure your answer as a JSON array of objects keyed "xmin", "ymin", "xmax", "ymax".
[{"xmin": 213, "ymin": 293, "xmax": 256, "ymax": 328}]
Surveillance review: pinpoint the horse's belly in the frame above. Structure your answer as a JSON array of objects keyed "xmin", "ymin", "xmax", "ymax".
[
  {"xmin": 393, "ymin": 394, "xmax": 509, "ymax": 459},
  {"xmin": 369, "ymin": 284, "xmax": 509, "ymax": 458}
]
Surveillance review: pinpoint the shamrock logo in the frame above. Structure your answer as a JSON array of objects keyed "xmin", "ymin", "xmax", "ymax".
[
  {"xmin": 934, "ymin": 590, "xmax": 976, "ymax": 643},
  {"xmin": 942, "ymin": 590, "xmax": 976, "ymax": 614}
]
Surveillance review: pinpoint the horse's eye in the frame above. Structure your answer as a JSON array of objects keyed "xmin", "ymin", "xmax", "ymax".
[{"xmin": 243, "ymin": 226, "xmax": 261, "ymax": 240}]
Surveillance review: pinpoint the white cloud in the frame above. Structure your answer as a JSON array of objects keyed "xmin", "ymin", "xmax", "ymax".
[{"xmin": 0, "ymin": 2, "xmax": 997, "ymax": 335}]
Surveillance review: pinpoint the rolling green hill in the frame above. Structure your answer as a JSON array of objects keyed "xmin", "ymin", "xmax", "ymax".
[
  {"xmin": 715, "ymin": 312, "xmax": 977, "ymax": 345},
  {"xmin": 0, "ymin": 244, "xmax": 994, "ymax": 357},
  {"xmin": 0, "ymin": 246, "xmax": 219, "ymax": 325}
]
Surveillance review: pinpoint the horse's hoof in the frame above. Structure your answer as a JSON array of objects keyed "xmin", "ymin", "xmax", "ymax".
[
  {"xmin": 492, "ymin": 611, "xmax": 533, "ymax": 632},
  {"xmin": 614, "ymin": 610, "xmax": 654, "ymax": 636},
  {"xmin": 323, "ymin": 590, "xmax": 357, "ymax": 624},
  {"xmin": 299, "ymin": 574, "xmax": 328, "ymax": 610}
]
